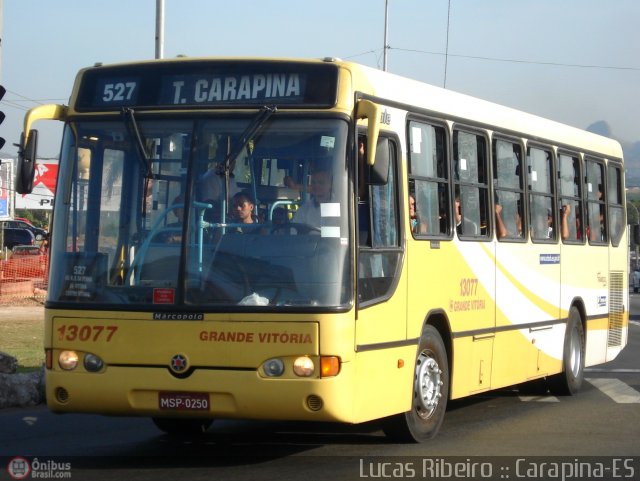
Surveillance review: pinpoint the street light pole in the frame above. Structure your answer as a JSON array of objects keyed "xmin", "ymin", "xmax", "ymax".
[{"xmin": 155, "ymin": 0, "xmax": 165, "ymax": 59}]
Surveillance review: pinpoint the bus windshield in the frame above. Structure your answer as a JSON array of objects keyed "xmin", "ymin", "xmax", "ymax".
[{"xmin": 48, "ymin": 116, "xmax": 351, "ymax": 310}]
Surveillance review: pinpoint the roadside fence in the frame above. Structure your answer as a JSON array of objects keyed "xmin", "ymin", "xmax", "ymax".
[{"xmin": 0, "ymin": 246, "xmax": 48, "ymax": 303}]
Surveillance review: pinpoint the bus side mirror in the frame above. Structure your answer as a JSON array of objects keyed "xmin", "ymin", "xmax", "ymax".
[
  {"xmin": 366, "ymin": 137, "xmax": 390, "ymax": 185},
  {"xmin": 15, "ymin": 129, "xmax": 38, "ymax": 194}
]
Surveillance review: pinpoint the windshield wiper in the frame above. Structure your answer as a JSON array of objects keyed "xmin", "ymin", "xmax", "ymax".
[
  {"xmin": 218, "ymin": 105, "xmax": 277, "ymax": 178},
  {"xmin": 122, "ymin": 107, "xmax": 154, "ymax": 179}
]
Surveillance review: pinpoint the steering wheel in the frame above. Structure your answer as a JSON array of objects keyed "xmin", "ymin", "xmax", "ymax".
[{"xmin": 270, "ymin": 222, "xmax": 321, "ymax": 235}]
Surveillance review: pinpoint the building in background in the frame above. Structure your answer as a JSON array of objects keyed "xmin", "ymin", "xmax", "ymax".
[
  {"xmin": 0, "ymin": 159, "xmax": 13, "ymax": 219},
  {"xmin": 13, "ymin": 159, "xmax": 57, "ymax": 211}
]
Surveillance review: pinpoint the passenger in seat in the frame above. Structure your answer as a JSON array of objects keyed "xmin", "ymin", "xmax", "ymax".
[{"xmin": 229, "ymin": 192, "xmax": 258, "ymax": 233}]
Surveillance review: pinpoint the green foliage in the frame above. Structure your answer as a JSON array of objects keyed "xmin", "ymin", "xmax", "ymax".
[{"xmin": 14, "ymin": 210, "xmax": 50, "ymax": 229}]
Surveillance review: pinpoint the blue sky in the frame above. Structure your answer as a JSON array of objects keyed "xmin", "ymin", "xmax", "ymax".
[{"xmin": 1, "ymin": 0, "xmax": 639, "ymax": 158}]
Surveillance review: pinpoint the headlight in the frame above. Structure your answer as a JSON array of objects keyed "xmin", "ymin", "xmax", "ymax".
[
  {"xmin": 293, "ymin": 356, "xmax": 315, "ymax": 377},
  {"xmin": 58, "ymin": 351, "xmax": 79, "ymax": 370},
  {"xmin": 262, "ymin": 358, "xmax": 285, "ymax": 377},
  {"xmin": 83, "ymin": 353, "xmax": 104, "ymax": 372}
]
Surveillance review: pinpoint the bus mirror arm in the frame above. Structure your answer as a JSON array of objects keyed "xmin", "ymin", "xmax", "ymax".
[
  {"xmin": 356, "ymin": 99, "xmax": 381, "ymax": 166},
  {"xmin": 15, "ymin": 103, "xmax": 68, "ymax": 194}
]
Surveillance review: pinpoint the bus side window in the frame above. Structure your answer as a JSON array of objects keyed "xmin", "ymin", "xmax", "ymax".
[
  {"xmin": 527, "ymin": 146, "xmax": 555, "ymax": 241},
  {"xmin": 407, "ymin": 121, "xmax": 449, "ymax": 237},
  {"xmin": 585, "ymin": 158, "xmax": 607, "ymax": 244},
  {"xmin": 494, "ymin": 139, "xmax": 525, "ymax": 240},
  {"xmin": 558, "ymin": 153, "xmax": 582, "ymax": 243},
  {"xmin": 607, "ymin": 162, "xmax": 624, "ymax": 246},
  {"xmin": 453, "ymin": 129, "xmax": 489, "ymax": 239}
]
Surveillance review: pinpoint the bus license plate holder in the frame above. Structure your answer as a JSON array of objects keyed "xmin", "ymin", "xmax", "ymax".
[{"xmin": 158, "ymin": 391, "xmax": 209, "ymax": 411}]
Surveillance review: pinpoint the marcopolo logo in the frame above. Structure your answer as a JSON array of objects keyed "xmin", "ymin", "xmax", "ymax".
[{"xmin": 7, "ymin": 457, "xmax": 72, "ymax": 479}]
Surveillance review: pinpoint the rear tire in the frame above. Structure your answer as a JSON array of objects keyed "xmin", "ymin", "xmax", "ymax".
[
  {"xmin": 151, "ymin": 417, "xmax": 213, "ymax": 436},
  {"xmin": 382, "ymin": 325, "xmax": 449, "ymax": 442},
  {"xmin": 548, "ymin": 307, "xmax": 584, "ymax": 396}
]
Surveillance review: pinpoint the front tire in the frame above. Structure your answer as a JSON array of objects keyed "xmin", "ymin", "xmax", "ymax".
[
  {"xmin": 382, "ymin": 325, "xmax": 449, "ymax": 442},
  {"xmin": 548, "ymin": 307, "xmax": 584, "ymax": 395}
]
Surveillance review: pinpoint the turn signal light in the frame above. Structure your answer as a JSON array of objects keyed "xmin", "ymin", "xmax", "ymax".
[{"xmin": 320, "ymin": 356, "xmax": 340, "ymax": 377}]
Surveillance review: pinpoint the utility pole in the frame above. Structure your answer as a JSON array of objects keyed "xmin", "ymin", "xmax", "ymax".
[
  {"xmin": 382, "ymin": 0, "xmax": 389, "ymax": 71},
  {"xmin": 155, "ymin": 0, "xmax": 164, "ymax": 59}
]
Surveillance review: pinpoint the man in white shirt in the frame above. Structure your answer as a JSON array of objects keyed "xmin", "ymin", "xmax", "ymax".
[{"xmin": 293, "ymin": 168, "xmax": 332, "ymax": 229}]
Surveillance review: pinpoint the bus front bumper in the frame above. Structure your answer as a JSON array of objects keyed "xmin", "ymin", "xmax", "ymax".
[{"xmin": 45, "ymin": 363, "xmax": 355, "ymax": 423}]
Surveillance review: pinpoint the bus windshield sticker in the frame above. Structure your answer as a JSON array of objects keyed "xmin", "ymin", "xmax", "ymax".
[
  {"xmin": 321, "ymin": 226, "xmax": 340, "ymax": 238},
  {"xmin": 320, "ymin": 136, "xmax": 335, "ymax": 148},
  {"xmin": 320, "ymin": 203, "xmax": 341, "ymax": 217},
  {"xmin": 61, "ymin": 253, "xmax": 107, "ymax": 300}
]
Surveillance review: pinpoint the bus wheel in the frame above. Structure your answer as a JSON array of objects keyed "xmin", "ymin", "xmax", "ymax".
[
  {"xmin": 548, "ymin": 307, "xmax": 585, "ymax": 396},
  {"xmin": 151, "ymin": 417, "xmax": 213, "ymax": 436},
  {"xmin": 382, "ymin": 325, "xmax": 449, "ymax": 442}
]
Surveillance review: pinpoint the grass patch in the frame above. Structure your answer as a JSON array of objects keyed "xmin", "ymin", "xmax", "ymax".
[{"xmin": 0, "ymin": 314, "xmax": 44, "ymax": 370}]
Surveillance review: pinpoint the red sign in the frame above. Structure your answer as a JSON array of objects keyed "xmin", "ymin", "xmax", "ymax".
[{"xmin": 153, "ymin": 288, "xmax": 175, "ymax": 304}]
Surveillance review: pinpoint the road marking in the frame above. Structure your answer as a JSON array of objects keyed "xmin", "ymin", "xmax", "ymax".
[
  {"xmin": 586, "ymin": 378, "xmax": 640, "ymax": 403},
  {"xmin": 585, "ymin": 368, "xmax": 640, "ymax": 373},
  {"xmin": 630, "ymin": 320, "xmax": 640, "ymax": 328},
  {"xmin": 518, "ymin": 395, "xmax": 559, "ymax": 402},
  {"xmin": 22, "ymin": 416, "xmax": 37, "ymax": 426}
]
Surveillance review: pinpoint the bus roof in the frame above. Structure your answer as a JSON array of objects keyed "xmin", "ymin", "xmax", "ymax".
[
  {"xmin": 70, "ymin": 56, "xmax": 623, "ymax": 161},
  {"xmin": 341, "ymin": 60, "xmax": 623, "ymax": 161}
]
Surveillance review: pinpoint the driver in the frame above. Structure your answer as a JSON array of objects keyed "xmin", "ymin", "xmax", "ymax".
[{"xmin": 293, "ymin": 166, "xmax": 332, "ymax": 229}]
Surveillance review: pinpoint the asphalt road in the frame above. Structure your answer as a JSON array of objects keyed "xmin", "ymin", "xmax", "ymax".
[{"xmin": 0, "ymin": 301, "xmax": 639, "ymax": 480}]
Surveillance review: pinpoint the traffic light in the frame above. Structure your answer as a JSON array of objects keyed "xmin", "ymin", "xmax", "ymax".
[{"xmin": 0, "ymin": 85, "xmax": 5, "ymax": 151}]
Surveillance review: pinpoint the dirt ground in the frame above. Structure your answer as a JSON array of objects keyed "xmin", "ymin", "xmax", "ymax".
[{"xmin": 0, "ymin": 299, "xmax": 45, "ymax": 322}]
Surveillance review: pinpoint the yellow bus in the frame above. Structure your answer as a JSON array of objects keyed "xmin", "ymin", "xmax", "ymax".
[{"xmin": 17, "ymin": 57, "xmax": 628, "ymax": 442}]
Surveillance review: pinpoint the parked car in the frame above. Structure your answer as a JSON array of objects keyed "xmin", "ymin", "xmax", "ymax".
[
  {"xmin": 3, "ymin": 244, "xmax": 49, "ymax": 279},
  {"xmin": 0, "ymin": 219, "xmax": 48, "ymax": 241},
  {"xmin": 14, "ymin": 217, "xmax": 34, "ymax": 226},
  {"xmin": 1, "ymin": 227, "xmax": 36, "ymax": 249},
  {"xmin": 11, "ymin": 245, "xmax": 42, "ymax": 256}
]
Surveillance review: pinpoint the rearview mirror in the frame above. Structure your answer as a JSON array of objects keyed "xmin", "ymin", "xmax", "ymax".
[
  {"xmin": 15, "ymin": 130, "xmax": 38, "ymax": 194},
  {"xmin": 366, "ymin": 137, "xmax": 390, "ymax": 185}
]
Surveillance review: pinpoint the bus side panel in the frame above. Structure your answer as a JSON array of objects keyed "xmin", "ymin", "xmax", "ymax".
[
  {"xmin": 354, "ymin": 251, "xmax": 413, "ymax": 422},
  {"xmin": 351, "ymin": 346, "xmax": 416, "ymax": 423},
  {"xmin": 407, "ymin": 239, "xmax": 496, "ymax": 400},
  {"xmin": 561, "ymin": 243, "xmax": 610, "ymax": 367},
  {"xmin": 449, "ymin": 241, "xmax": 496, "ymax": 397},
  {"xmin": 492, "ymin": 241, "xmax": 563, "ymax": 388}
]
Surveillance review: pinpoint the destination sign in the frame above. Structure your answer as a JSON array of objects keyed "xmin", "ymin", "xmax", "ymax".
[
  {"xmin": 76, "ymin": 60, "xmax": 338, "ymax": 110},
  {"xmin": 161, "ymin": 73, "xmax": 305, "ymax": 105}
]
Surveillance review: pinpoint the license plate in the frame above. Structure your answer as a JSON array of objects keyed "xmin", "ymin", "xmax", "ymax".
[{"xmin": 158, "ymin": 391, "xmax": 209, "ymax": 411}]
